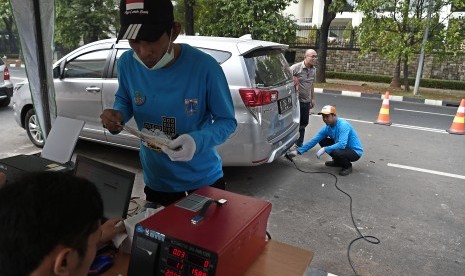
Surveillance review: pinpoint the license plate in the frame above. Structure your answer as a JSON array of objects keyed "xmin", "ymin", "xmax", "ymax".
[{"xmin": 278, "ymin": 96, "xmax": 292, "ymax": 114}]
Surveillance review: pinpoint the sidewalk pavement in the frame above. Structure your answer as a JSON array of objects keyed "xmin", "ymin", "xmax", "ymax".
[
  {"xmin": 5, "ymin": 59, "xmax": 25, "ymax": 68},
  {"xmin": 318, "ymin": 79, "xmax": 465, "ymax": 107}
]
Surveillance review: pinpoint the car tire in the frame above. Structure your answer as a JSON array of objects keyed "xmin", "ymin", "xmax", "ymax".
[
  {"xmin": 0, "ymin": 97, "xmax": 10, "ymax": 107},
  {"xmin": 25, "ymin": 108, "xmax": 45, "ymax": 147}
]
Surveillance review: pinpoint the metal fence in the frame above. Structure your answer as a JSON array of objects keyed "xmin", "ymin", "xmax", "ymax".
[
  {"xmin": 1, "ymin": 27, "xmax": 361, "ymax": 57},
  {"xmin": 0, "ymin": 33, "xmax": 19, "ymax": 57},
  {"xmin": 291, "ymin": 26, "xmax": 359, "ymax": 49}
]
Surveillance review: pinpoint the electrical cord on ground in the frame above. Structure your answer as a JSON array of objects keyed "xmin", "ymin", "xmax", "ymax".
[{"xmin": 284, "ymin": 155, "xmax": 380, "ymax": 276}]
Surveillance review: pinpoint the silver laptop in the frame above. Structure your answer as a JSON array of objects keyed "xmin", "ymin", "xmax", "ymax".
[
  {"xmin": 40, "ymin": 116, "xmax": 85, "ymax": 164},
  {"xmin": 73, "ymin": 155, "xmax": 135, "ymax": 219},
  {"xmin": 0, "ymin": 116, "xmax": 84, "ymax": 184}
]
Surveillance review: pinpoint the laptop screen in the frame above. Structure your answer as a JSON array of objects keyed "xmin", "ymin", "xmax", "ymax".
[{"xmin": 73, "ymin": 155, "xmax": 135, "ymax": 219}]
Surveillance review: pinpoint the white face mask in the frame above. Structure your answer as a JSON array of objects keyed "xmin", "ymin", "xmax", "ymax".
[{"xmin": 133, "ymin": 35, "xmax": 174, "ymax": 70}]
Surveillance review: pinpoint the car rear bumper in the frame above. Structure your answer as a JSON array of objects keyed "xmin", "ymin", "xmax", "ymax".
[
  {"xmin": 0, "ymin": 86, "xmax": 13, "ymax": 99},
  {"xmin": 218, "ymin": 122, "xmax": 299, "ymax": 166},
  {"xmin": 266, "ymin": 129, "xmax": 299, "ymax": 163}
]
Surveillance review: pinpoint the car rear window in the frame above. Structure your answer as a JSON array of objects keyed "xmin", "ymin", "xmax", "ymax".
[
  {"xmin": 244, "ymin": 49, "xmax": 292, "ymax": 88},
  {"xmin": 195, "ymin": 47, "xmax": 231, "ymax": 64}
]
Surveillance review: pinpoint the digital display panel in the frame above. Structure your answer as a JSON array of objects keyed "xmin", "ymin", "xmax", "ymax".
[
  {"xmin": 188, "ymin": 254, "xmax": 210, "ymax": 269},
  {"xmin": 164, "ymin": 268, "xmax": 181, "ymax": 276},
  {"xmin": 190, "ymin": 267, "xmax": 208, "ymax": 276},
  {"xmin": 167, "ymin": 258, "xmax": 184, "ymax": 271},
  {"xmin": 161, "ymin": 239, "xmax": 216, "ymax": 276},
  {"xmin": 169, "ymin": 246, "xmax": 186, "ymax": 259}
]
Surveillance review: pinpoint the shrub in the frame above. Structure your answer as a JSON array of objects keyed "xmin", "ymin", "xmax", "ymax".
[{"xmin": 326, "ymin": 71, "xmax": 465, "ymax": 91}]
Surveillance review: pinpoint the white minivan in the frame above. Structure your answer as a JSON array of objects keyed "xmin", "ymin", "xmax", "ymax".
[{"xmin": 12, "ymin": 36, "xmax": 299, "ymax": 166}]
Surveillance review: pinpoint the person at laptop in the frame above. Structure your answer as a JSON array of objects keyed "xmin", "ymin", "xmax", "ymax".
[
  {"xmin": 100, "ymin": 0, "xmax": 237, "ymax": 206},
  {"xmin": 0, "ymin": 172, "xmax": 125, "ymax": 276}
]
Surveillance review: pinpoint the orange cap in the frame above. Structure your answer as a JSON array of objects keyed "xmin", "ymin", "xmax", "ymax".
[{"xmin": 318, "ymin": 105, "xmax": 336, "ymax": 115}]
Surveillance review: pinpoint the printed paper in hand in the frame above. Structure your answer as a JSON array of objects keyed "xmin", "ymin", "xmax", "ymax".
[{"xmin": 122, "ymin": 125, "xmax": 172, "ymax": 148}]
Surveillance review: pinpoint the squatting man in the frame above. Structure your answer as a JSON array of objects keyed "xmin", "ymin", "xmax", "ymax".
[{"xmin": 288, "ymin": 105, "xmax": 363, "ymax": 176}]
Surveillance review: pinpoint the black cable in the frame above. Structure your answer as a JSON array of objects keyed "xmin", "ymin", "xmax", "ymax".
[
  {"xmin": 191, "ymin": 198, "xmax": 228, "ymax": 224},
  {"xmin": 266, "ymin": 231, "xmax": 272, "ymax": 240},
  {"xmin": 284, "ymin": 156, "xmax": 380, "ymax": 276},
  {"xmin": 198, "ymin": 199, "xmax": 215, "ymax": 218},
  {"xmin": 127, "ymin": 199, "xmax": 142, "ymax": 215}
]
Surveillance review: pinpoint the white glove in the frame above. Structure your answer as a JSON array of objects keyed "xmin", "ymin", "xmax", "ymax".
[
  {"xmin": 161, "ymin": 134, "xmax": 196, "ymax": 162},
  {"xmin": 316, "ymin": 147, "xmax": 325, "ymax": 159}
]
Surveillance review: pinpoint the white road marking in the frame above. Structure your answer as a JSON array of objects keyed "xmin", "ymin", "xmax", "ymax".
[
  {"xmin": 391, "ymin": 123, "xmax": 447, "ymax": 133},
  {"xmin": 343, "ymin": 118, "xmax": 372, "ymax": 124},
  {"xmin": 394, "ymin": 108, "xmax": 454, "ymax": 117},
  {"xmin": 312, "ymin": 116, "xmax": 448, "ymax": 134},
  {"xmin": 388, "ymin": 163, "xmax": 465, "ymax": 180}
]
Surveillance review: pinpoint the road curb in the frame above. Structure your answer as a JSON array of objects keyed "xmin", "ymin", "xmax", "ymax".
[
  {"xmin": 315, "ymin": 88, "xmax": 461, "ymax": 107},
  {"xmin": 7, "ymin": 63, "xmax": 26, "ymax": 68}
]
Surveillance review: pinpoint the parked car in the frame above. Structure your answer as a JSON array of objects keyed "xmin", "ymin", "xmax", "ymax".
[
  {"xmin": 12, "ymin": 36, "xmax": 299, "ymax": 166},
  {"xmin": 0, "ymin": 58, "xmax": 13, "ymax": 107}
]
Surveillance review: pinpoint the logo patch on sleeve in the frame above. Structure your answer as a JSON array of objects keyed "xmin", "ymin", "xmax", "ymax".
[
  {"xmin": 185, "ymin": 99, "xmax": 198, "ymax": 116},
  {"xmin": 134, "ymin": 90, "xmax": 146, "ymax": 106}
]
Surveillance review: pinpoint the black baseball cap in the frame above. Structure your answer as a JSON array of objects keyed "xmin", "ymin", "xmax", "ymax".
[{"xmin": 117, "ymin": 0, "xmax": 174, "ymax": 43}]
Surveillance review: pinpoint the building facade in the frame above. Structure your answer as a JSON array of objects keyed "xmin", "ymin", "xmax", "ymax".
[{"xmin": 284, "ymin": 0, "xmax": 464, "ymax": 28}]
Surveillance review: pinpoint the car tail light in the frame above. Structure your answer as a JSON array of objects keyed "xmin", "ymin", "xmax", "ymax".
[
  {"xmin": 4, "ymin": 66, "xmax": 10, "ymax": 81},
  {"xmin": 239, "ymin": 88, "xmax": 278, "ymax": 107}
]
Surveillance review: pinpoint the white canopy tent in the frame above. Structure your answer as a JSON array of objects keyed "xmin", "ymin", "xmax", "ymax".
[{"xmin": 10, "ymin": 0, "xmax": 56, "ymax": 140}]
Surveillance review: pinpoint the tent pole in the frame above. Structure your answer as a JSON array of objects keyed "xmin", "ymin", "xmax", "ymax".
[{"xmin": 32, "ymin": 0, "xmax": 52, "ymax": 137}]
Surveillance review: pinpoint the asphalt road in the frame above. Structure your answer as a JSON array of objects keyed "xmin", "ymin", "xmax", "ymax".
[
  {"xmin": 0, "ymin": 67, "xmax": 37, "ymax": 158},
  {"xmin": 1, "ymin": 73, "xmax": 464, "ymax": 275},
  {"xmin": 9, "ymin": 66, "xmax": 27, "ymax": 85}
]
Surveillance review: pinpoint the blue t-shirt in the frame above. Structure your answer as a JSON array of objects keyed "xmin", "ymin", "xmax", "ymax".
[
  {"xmin": 114, "ymin": 44, "xmax": 237, "ymax": 192},
  {"xmin": 298, "ymin": 118, "xmax": 363, "ymax": 157}
]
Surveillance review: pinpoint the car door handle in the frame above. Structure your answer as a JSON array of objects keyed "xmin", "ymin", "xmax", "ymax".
[{"xmin": 86, "ymin": 86, "xmax": 101, "ymax": 93}]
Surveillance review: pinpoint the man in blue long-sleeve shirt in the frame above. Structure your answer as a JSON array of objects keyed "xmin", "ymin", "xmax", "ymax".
[
  {"xmin": 100, "ymin": 0, "xmax": 236, "ymax": 206},
  {"xmin": 290, "ymin": 105, "xmax": 363, "ymax": 176}
]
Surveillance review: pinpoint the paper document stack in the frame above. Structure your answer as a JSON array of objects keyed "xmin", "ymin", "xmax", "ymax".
[{"xmin": 122, "ymin": 125, "xmax": 172, "ymax": 148}]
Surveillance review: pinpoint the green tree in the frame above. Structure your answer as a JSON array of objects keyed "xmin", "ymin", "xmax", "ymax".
[
  {"xmin": 0, "ymin": 0, "xmax": 19, "ymax": 54},
  {"xmin": 356, "ymin": 0, "xmax": 465, "ymax": 91},
  {"xmin": 307, "ymin": 25, "xmax": 318, "ymax": 45},
  {"xmin": 173, "ymin": 0, "xmax": 205, "ymax": 35},
  {"xmin": 184, "ymin": 0, "xmax": 195, "ymax": 35},
  {"xmin": 316, "ymin": 0, "xmax": 349, "ymax": 83},
  {"xmin": 55, "ymin": 0, "xmax": 119, "ymax": 51},
  {"xmin": 437, "ymin": 17, "xmax": 465, "ymax": 56},
  {"xmin": 342, "ymin": 21, "xmax": 352, "ymax": 41},
  {"xmin": 196, "ymin": 0, "xmax": 298, "ymax": 44}
]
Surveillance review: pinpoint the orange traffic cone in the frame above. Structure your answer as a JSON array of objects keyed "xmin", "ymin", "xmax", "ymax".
[
  {"xmin": 375, "ymin": 92, "xmax": 392, "ymax": 126},
  {"xmin": 447, "ymin": 99, "xmax": 465, "ymax": 135}
]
